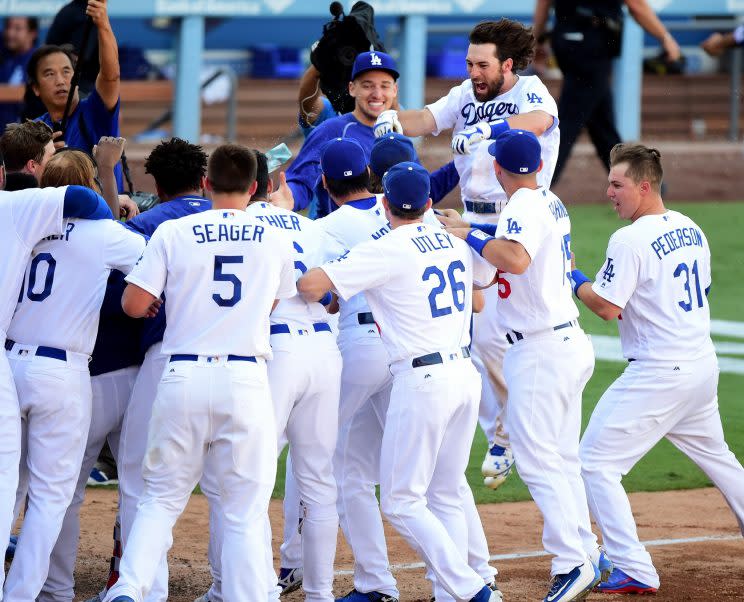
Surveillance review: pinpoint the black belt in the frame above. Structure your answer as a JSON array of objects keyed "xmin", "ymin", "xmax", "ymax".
[
  {"xmin": 270, "ymin": 322, "xmax": 331, "ymax": 335},
  {"xmin": 464, "ymin": 200, "xmax": 498, "ymax": 214},
  {"xmin": 357, "ymin": 312, "xmax": 375, "ymax": 325},
  {"xmin": 505, "ymin": 321, "xmax": 577, "ymax": 345},
  {"xmin": 170, "ymin": 354, "xmax": 257, "ymax": 363},
  {"xmin": 628, "ymin": 358, "xmax": 636, "ymax": 362},
  {"xmin": 5, "ymin": 339, "xmax": 67, "ymax": 361},
  {"xmin": 412, "ymin": 347, "xmax": 471, "ymax": 368}
]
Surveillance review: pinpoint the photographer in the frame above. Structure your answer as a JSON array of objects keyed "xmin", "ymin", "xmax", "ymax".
[{"xmin": 27, "ymin": 0, "xmax": 123, "ymax": 190}]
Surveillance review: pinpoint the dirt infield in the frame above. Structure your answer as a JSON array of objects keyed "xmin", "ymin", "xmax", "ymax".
[{"xmin": 68, "ymin": 487, "xmax": 743, "ymax": 601}]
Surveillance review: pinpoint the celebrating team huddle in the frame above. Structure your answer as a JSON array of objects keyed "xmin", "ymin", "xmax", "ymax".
[{"xmin": 1, "ymin": 16, "xmax": 743, "ymax": 602}]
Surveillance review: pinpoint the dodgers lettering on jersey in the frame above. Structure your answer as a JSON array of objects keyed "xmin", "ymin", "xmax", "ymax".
[
  {"xmin": 0, "ymin": 188, "xmax": 67, "ymax": 335},
  {"xmin": 8, "ymin": 219, "xmax": 145, "ymax": 355},
  {"xmin": 125, "ymin": 209, "xmax": 296, "ymax": 357},
  {"xmin": 246, "ymin": 202, "xmax": 330, "ymax": 330},
  {"xmin": 426, "ymin": 76, "xmax": 559, "ymax": 223},
  {"xmin": 494, "ymin": 187, "xmax": 580, "ymax": 334},
  {"xmin": 321, "ymin": 222, "xmax": 496, "ymax": 362},
  {"xmin": 591, "ymin": 211, "xmax": 715, "ymax": 361}
]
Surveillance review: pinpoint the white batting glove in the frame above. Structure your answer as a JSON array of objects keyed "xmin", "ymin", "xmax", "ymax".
[
  {"xmin": 373, "ymin": 109, "xmax": 402, "ymax": 138},
  {"xmin": 451, "ymin": 122, "xmax": 491, "ymax": 155}
]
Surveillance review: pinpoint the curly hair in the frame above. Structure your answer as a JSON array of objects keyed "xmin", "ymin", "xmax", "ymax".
[
  {"xmin": 469, "ymin": 19, "xmax": 536, "ymax": 71},
  {"xmin": 144, "ymin": 138, "xmax": 207, "ymax": 197}
]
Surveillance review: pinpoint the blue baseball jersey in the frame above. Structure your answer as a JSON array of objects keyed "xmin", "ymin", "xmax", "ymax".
[
  {"xmin": 287, "ymin": 113, "xmax": 459, "ymax": 218},
  {"xmin": 37, "ymin": 89, "xmax": 124, "ymax": 191},
  {"xmin": 124, "ymin": 195, "xmax": 212, "ymax": 353},
  {"xmin": 89, "ymin": 270, "xmax": 144, "ymax": 376}
]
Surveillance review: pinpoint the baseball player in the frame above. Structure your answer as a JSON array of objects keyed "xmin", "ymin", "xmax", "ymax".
[
  {"xmin": 449, "ymin": 130, "xmax": 608, "ymax": 602},
  {"xmin": 0, "ymin": 182, "xmax": 112, "ymax": 598},
  {"xmin": 299, "ymin": 161, "xmax": 500, "ymax": 602},
  {"xmin": 374, "ymin": 19, "xmax": 560, "ymax": 489},
  {"xmin": 572, "ymin": 143, "xmax": 744, "ymax": 594},
  {"xmin": 82, "ymin": 139, "xmax": 211, "ymax": 602},
  {"xmin": 4, "ymin": 199, "xmax": 144, "ymax": 602},
  {"xmin": 196, "ymin": 149, "xmax": 342, "ymax": 602},
  {"xmin": 103, "ymin": 144, "xmax": 296, "ymax": 602}
]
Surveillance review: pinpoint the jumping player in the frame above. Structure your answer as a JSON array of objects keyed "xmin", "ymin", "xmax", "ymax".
[
  {"xmin": 572, "ymin": 143, "xmax": 744, "ymax": 594},
  {"xmin": 103, "ymin": 144, "xmax": 296, "ymax": 602},
  {"xmin": 298, "ymin": 162, "xmax": 500, "ymax": 602}
]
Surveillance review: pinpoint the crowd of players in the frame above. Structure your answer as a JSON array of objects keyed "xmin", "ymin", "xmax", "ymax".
[{"xmin": 1, "ymin": 7, "xmax": 744, "ymax": 602}]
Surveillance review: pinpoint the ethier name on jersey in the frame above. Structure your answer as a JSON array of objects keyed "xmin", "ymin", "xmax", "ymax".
[
  {"xmin": 192, "ymin": 222, "xmax": 265, "ymax": 244},
  {"xmin": 43, "ymin": 222, "xmax": 76, "ymax": 242},
  {"xmin": 651, "ymin": 226, "xmax": 703, "ymax": 260},
  {"xmin": 254, "ymin": 212, "xmax": 302, "ymax": 231},
  {"xmin": 411, "ymin": 231, "xmax": 455, "ymax": 254}
]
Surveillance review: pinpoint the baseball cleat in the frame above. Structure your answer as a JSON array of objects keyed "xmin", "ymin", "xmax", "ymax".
[
  {"xmin": 334, "ymin": 589, "xmax": 398, "ymax": 602},
  {"xmin": 110, "ymin": 597, "xmax": 135, "ymax": 602},
  {"xmin": 482, "ymin": 444, "xmax": 514, "ymax": 490},
  {"xmin": 468, "ymin": 584, "xmax": 503, "ymax": 602},
  {"xmin": 594, "ymin": 568, "xmax": 658, "ymax": 595},
  {"xmin": 595, "ymin": 547, "xmax": 614, "ymax": 583},
  {"xmin": 543, "ymin": 559, "xmax": 600, "ymax": 602},
  {"xmin": 193, "ymin": 594, "xmax": 211, "ymax": 602},
  {"xmin": 87, "ymin": 466, "xmax": 118, "ymax": 487},
  {"xmin": 278, "ymin": 566, "xmax": 303, "ymax": 595}
]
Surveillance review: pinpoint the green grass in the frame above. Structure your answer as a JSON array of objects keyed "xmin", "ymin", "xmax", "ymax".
[{"xmin": 269, "ymin": 202, "xmax": 744, "ymax": 503}]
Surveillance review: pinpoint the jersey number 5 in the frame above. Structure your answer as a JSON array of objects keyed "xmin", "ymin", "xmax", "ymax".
[
  {"xmin": 423, "ymin": 260, "xmax": 466, "ymax": 318},
  {"xmin": 212, "ymin": 255, "xmax": 243, "ymax": 307}
]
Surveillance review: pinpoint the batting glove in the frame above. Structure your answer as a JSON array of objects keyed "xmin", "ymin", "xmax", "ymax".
[
  {"xmin": 373, "ymin": 110, "xmax": 403, "ymax": 138},
  {"xmin": 451, "ymin": 122, "xmax": 491, "ymax": 155}
]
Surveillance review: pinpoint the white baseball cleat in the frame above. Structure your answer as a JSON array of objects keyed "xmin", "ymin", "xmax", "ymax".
[{"xmin": 482, "ymin": 443, "xmax": 514, "ymax": 489}]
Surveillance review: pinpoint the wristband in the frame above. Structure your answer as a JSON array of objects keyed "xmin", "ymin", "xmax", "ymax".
[
  {"xmin": 465, "ymin": 228, "xmax": 495, "ymax": 257},
  {"xmin": 488, "ymin": 119, "xmax": 510, "ymax": 140},
  {"xmin": 570, "ymin": 269, "xmax": 591, "ymax": 297},
  {"xmin": 470, "ymin": 222, "xmax": 498, "ymax": 236},
  {"xmin": 319, "ymin": 291, "xmax": 333, "ymax": 306}
]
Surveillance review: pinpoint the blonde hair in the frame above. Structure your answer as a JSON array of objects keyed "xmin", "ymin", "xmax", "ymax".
[{"xmin": 40, "ymin": 150, "xmax": 98, "ymax": 191}]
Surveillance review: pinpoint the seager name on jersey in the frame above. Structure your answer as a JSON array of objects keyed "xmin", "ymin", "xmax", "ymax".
[
  {"xmin": 411, "ymin": 231, "xmax": 454, "ymax": 254},
  {"xmin": 651, "ymin": 226, "xmax": 703, "ymax": 260},
  {"xmin": 192, "ymin": 222, "xmax": 265, "ymax": 244}
]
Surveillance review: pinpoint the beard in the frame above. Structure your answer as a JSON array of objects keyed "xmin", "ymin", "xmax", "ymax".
[{"xmin": 472, "ymin": 72, "xmax": 505, "ymax": 102}]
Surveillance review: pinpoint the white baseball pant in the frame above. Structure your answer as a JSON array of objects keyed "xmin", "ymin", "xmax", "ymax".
[
  {"xmin": 0, "ymin": 336, "xmax": 21, "ymax": 600},
  {"xmin": 380, "ymin": 356, "xmax": 485, "ymax": 601},
  {"xmin": 39, "ymin": 366, "xmax": 138, "ymax": 602},
  {"xmin": 502, "ymin": 327, "xmax": 598, "ymax": 576},
  {"xmin": 279, "ymin": 452, "xmax": 302, "ymax": 569},
  {"xmin": 4, "ymin": 344, "xmax": 91, "ymax": 602},
  {"xmin": 580, "ymin": 351, "xmax": 744, "ymax": 589},
  {"xmin": 202, "ymin": 327, "xmax": 341, "ymax": 602},
  {"xmin": 104, "ymin": 357, "xmax": 277, "ymax": 602},
  {"xmin": 117, "ymin": 343, "xmax": 169, "ymax": 602}
]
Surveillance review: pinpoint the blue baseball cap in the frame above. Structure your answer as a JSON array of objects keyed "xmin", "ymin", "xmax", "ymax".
[
  {"xmin": 351, "ymin": 51, "xmax": 399, "ymax": 81},
  {"xmin": 382, "ymin": 162, "xmax": 430, "ymax": 211},
  {"xmin": 488, "ymin": 129, "xmax": 542, "ymax": 175},
  {"xmin": 320, "ymin": 138, "xmax": 368, "ymax": 179},
  {"xmin": 370, "ymin": 133, "xmax": 415, "ymax": 177}
]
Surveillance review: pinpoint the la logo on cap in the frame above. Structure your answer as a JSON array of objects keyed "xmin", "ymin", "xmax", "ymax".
[
  {"xmin": 370, "ymin": 52, "xmax": 382, "ymax": 66},
  {"xmin": 344, "ymin": 170, "xmax": 352, "ymax": 176}
]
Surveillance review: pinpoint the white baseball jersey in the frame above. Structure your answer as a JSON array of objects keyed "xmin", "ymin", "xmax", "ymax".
[
  {"xmin": 591, "ymin": 210, "xmax": 715, "ymax": 361},
  {"xmin": 322, "ymin": 222, "xmax": 496, "ymax": 363},
  {"xmin": 245, "ymin": 201, "xmax": 329, "ymax": 329},
  {"xmin": 0, "ymin": 187, "xmax": 66, "ymax": 334},
  {"xmin": 8, "ymin": 219, "xmax": 145, "ymax": 354},
  {"xmin": 494, "ymin": 187, "xmax": 579, "ymax": 333},
  {"xmin": 125, "ymin": 209, "xmax": 296, "ymax": 357},
  {"xmin": 317, "ymin": 196, "xmax": 392, "ymax": 331},
  {"xmin": 426, "ymin": 76, "xmax": 559, "ymax": 213}
]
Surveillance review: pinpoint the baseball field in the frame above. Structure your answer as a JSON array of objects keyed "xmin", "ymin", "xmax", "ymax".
[{"xmin": 66, "ymin": 201, "xmax": 744, "ymax": 600}]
